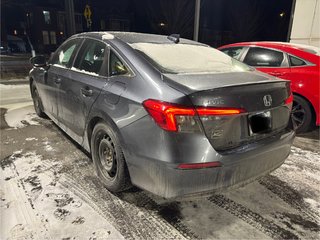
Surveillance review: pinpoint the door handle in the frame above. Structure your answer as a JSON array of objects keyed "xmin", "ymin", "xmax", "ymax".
[
  {"xmin": 81, "ymin": 87, "xmax": 93, "ymax": 97},
  {"xmin": 270, "ymin": 72, "xmax": 285, "ymax": 77},
  {"xmin": 54, "ymin": 77, "xmax": 61, "ymax": 84}
]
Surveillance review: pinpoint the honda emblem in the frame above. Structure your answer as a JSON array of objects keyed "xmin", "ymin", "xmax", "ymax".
[{"xmin": 263, "ymin": 95, "xmax": 272, "ymax": 107}]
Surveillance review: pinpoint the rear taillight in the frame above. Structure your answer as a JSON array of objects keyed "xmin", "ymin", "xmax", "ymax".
[
  {"xmin": 142, "ymin": 99, "xmax": 195, "ymax": 131},
  {"xmin": 196, "ymin": 108, "xmax": 245, "ymax": 115},
  {"xmin": 143, "ymin": 99, "xmax": 245, "ymax": 132}
]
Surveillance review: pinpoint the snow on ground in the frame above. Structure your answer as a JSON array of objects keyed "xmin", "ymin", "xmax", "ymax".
[
  {"xmin": 271, "ymin": 146, "xmax": 320, "ymax": 214},
  {"xmin": 1, "ymin": 124, "xmax": 319, "ymax": 239},
  {"xmin": 4, "ymin": 105, "xmax": 39, "ymax": 128},
  {"xmin": 173, "ymin": 143, "xmax": 320, "ymax": 239},
  {"xmin": 0, "ymin": 84, "xmax": 29, "ymax": 90},
  {"xmin": 26, "ymin": 137, "xmax": 38, "ymax": 141},
  {"xmin": 43, "ymin": 139, "xmax": 54, "ymax": 152},
  {"xmin": 0, "ymin": 151, "xmax": 124, "ymax": 240},
  {"xmin": 0, "ymin": 83, "xmax": 32, "ymax": 108}
]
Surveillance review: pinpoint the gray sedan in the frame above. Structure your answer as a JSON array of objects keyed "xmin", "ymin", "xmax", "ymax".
[{"xmin": 29, "ymin": 32, "xmax": 295, "ymax": 199}]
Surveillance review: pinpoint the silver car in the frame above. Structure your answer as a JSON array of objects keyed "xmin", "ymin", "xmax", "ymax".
[{"xmin": 29, "ymin": 32, "xmax": 295, "ymax": 199}]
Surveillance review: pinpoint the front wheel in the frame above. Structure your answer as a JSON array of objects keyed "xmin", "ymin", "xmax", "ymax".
[
  {"xmin": 91, "ymin": 122, "xmax": 131, "ymax": 192},
  {"xmin": 291, "ymin": 95, "xmax": 314, "ymax": 133},
  {"xmin": 31, "ymin": 83, "xmax": 46, "ymax": 118}
]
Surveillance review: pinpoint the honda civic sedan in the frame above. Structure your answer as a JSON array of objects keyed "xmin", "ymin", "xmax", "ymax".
[{"xmin": 29, "ymin": 32, "xmax": 295, "ymax": 199}]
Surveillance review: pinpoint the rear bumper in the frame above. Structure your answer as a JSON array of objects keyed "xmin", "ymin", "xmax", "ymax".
[{"xmin": 126, "ymin": 130, "xmax": 295, "ymax": 199}]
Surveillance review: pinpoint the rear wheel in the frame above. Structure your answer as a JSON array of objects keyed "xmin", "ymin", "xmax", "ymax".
[
  {"xmin": 292, "ymin": 95, "xmax": 314, "ymax": 133},
  {"xmin": 31, "ymin": 83, "xmax": 46, "ymax": 118},
  {"xmin": 91, "ymin": 122, "xmax": 131, "ymax": 192}
]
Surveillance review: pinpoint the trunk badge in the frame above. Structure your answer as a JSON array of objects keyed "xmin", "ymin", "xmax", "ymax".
[{"xmin": 263, "ymin": 95, "xmax": 272, "ymax": 107}]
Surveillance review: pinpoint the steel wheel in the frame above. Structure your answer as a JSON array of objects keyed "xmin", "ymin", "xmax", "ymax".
[
  {"xmin": 97, "ymin": 133, "xmax": 117, "ymax": 179},
  {"xmin": 91, "ymin": 122, "xmax": 131, "ymax": 192}
]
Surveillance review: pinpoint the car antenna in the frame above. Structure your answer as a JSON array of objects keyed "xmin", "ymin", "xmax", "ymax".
[{"xmin": 167, "ymin": 34, "xmax": 180, "ymax": 43}]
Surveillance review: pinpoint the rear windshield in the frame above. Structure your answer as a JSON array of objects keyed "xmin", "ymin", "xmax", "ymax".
[{"xmin": 131, "ymin": 43, "xmax": 252, "ymax": 74}]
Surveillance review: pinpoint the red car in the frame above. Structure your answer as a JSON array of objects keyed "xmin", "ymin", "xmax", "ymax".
[{"xmin": 219, "ymin": 42, "xmax": 319, "ymax": 133}]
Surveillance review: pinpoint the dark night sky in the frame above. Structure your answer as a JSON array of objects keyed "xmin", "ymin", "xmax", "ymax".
[
  {"xmin": 129, "ymin": 0, "xmax": 293, "ymax": 44},
  {"xmin": 2, "ymin": 0, "xmax": 294, "ymax": 47},
  {"xmin": 204, "ymin": 0, "xmax": 293, "ymax": 39}
]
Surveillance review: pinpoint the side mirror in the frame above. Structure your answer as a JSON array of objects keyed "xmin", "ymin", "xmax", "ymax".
[{"xmin": 30, "ymin": 55, "xmax": 47, "ymax": 67}]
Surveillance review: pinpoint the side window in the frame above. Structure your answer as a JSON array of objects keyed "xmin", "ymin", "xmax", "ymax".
[
  {"xmin": 244, "ymin": 47, "xmax": 284, "ymax": 67},
  {"xmin": 221, "ymin": 47, "xmax": 244, "ymax": 59},
  {"xmin": 289, "ymin": 55, "xmax": 307, "ymax": 67},
  {"xmin": 74, "ymin": 39, "xmax": 106, "ymax": 75},
  {"xmin": 109, "ymin": 50, "xmax": 129, "ymax": 76},
  {"xmin": 51, "ymin": 39, "xmax": 79, "ymax": 67}
]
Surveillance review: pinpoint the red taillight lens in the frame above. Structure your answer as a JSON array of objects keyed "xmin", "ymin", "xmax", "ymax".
[
  {"xmin": 143, "ymin": 99, "xmax": 245, "ymax": 132},
  {"xmin": 143, "ymin": 99, "xmax": 195, "ymax": 131},
  {"xmin": 196, "ymin": 108, "xmax": 244, "ymax": 115},
  {"xmin": 285, "ymin": 93, "xmax": 293, "ymax": 105},
  {"xmin": 178, "ymin": 161, "xmax": 222, "ymax": 169}
]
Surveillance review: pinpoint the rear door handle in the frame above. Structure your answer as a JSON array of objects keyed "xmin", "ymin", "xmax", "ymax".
[
  {"xmin": 270, "ymin": 72, "xmax": 285, "ymax": 77},
  {"xmin": 81, "ymin": 87, "xmax": 93, "ymax": 97}
]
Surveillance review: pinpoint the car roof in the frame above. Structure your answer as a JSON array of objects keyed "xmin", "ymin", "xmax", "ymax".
[{"xmin": 73, "ymin": 31, "xmax": 205, "ymax": 46}]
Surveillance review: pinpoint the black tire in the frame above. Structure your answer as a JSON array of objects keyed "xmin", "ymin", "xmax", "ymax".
[
  {"xmin": 292, "ymin": 95, "xmax": 314, "ymax": 133},
  {"xmin": 31, "ymin": 83, "xmax": 46, "ymax": 118},
  {"xmin": 91, "ymin": 122, "xmax": 131, "ymax": 192}
]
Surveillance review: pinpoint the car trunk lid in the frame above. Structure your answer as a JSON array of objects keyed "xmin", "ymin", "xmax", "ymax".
[{"xmin": 163, "ymin": 72, "xmax": 292, "ymax": 151}]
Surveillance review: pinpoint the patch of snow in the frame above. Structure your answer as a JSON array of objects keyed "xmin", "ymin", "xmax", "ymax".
[
  {"xmin": 43, "ymin": 141, "xmax": 54, "ymax": 152},
  {"xmin": 271, "ymin": 146, "xmax": 320, "ymax": 214},
  {"xmin": 0, "ymin": 84, "xmax": 29, "ymax": 90},
  {"xmin": 70, "ymin": 67, "xmax": 100, "ymax": 76},
  {"xmin": 130, "ymin": 42, "xmax": 249, "ymax": 74},
  {"xmin": 26, "ymin": 137, "xmax": 38, "ymax": 141},
  {"xmin": 102, "ymin": 33, "xmax": 114, "ymax": 40},
  {"xmin": 13, "ymin": 150, "xmax": 22, "ymax": 155},
  {"xmin": 5, "ymin": 105, "xmax": 39, "ymax": 128},
  {"xmin": 304, "ymin": 198, "xmax": 320, "ymax": 212},
  {"xmin": 0, "ymin": 151, "xmax": 124, "ymax": 240}
]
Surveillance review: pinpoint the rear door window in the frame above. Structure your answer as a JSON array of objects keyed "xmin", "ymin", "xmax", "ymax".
[
  {"xmin": 244, "ymin": 47, "xmax": 284, "ymax": 67},
  {"xmin": 73, "ymin": 39, "xmax": 107, "ymax": 76},
  {"xmin": 221, "ymin": 47, "xmax": 244, "ymax": 60}
]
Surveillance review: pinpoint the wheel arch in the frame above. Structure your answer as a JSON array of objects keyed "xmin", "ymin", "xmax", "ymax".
[
  {"xmin": 29, "ymin": 77, "xmax": 34, "ymax": 92},
  {"xmin": 85, "ymin": 112, "xmax": 133, "ymax": 184},
  {"xmin": 85, "ymin": 112, "xmax": 127, "ymax": 154},
  {"xmin": 86, "ymin": 116, "xmax": 104, "ymax": 150}
]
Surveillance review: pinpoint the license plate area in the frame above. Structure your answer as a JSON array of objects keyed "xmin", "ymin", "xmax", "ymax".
[{"xmin": 249, "ymin": 111, "xmax": 272, "ymax": 135}]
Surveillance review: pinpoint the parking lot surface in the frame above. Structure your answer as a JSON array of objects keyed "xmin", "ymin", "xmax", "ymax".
[{"xmin": 1, "ymin": 84, "xmax": 319, "ymax": 239}]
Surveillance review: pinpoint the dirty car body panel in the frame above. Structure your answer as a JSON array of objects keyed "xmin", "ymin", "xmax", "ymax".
[{"xmin": 30, "ymin": 32, "xmax": 295, "ymax": 199}]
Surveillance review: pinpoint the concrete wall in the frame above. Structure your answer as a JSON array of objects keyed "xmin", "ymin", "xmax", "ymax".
[{"xmin": 290, "ymin": 0, "xmax": 319, "ymax": 47}]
